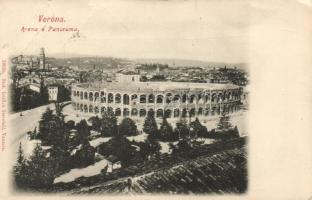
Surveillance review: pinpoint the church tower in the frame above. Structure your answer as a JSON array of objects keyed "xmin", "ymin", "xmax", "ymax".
[{"xmin": 39, "ymin": 48, "xmax": 45, "ymax": 70}]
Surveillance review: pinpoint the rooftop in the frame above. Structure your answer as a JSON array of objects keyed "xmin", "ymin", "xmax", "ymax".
[{"xmin": 74, "ymin": 81, "xmax": 240, "ymax": 93}]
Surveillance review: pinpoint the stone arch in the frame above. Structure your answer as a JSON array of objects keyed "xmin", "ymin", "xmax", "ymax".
[
  {"xmin": 94, "ymin": 92, "xmax": 99, "ymax": 101},
  {"xmin": 84, "ymin": 105, "xmax": 88, "ymax": 113},
  {"xmin": 189, "ymin": 94, "xmax": 196, "ymax": 104},
  {"xmin": 115, "ymin": 108, "xmax": 121, "ymax": 116},
  {"xmin": 182, "ymin": 94, "xmax": 187, "ymax": 103},
  {"xmin": 123, "ymin": 108, "xmax": 130, "ymax": 116},
  {"xmin": 156, "ymin": 95, "xmax": 163, "ymax": 104},
  {"xmin": 89, "ymin": 105, "xmax": 93, "ymax": 113},
  {"xmin": 166, "ymin": 93, "xmax": 173, "ymax": 104},
  {"xmin": 101, "ymin": 106, "xmax": 106, "ymax": 114},
  {"xmin": 108, "ymin": 93, "xmax": 114, "ymax": 103},
  {"xmin": 115, "ymin": 93, "xmax": 121, "ymax": 104},
  {"xmin": 156, "ymin": 109, "xmax": 163, "ymax": 118},
  {"xmin": 131, "ymin": 94, "xmax": 138, "ymax": 101},
  {"xmin": 198, "ymin": 93, "xmax": 205, "ymax": 104},
  {"xmin": 140, "ymin": 94, "xmax": 146, "ymax": 103},
  {"xmin": 173, "ymin": 94, "xmax": 180, "ymax": 103},
  {"xmin": 165, "ymin": 109, "xmax": 172, "ymax": 118},
  {"xmin": 89, "ymin": 92, "xmax": 93, "ymax": 101},
  {"xmin": 182, "ymin": 108, "xmax": 187, "ymax": 117},
  {"xmin": 123, "ymin": 94, "xmax": 130, "ymax": 105},
  {"xmin": 148, "ymin": 94, "xmax": 155, "ymax": 103},
  {"xmin": 131, "ymin": 108, "xmax": 138, "ymax": 116},
  {"xmin": 95, "ymin": 106, "xmax": 99, "ymax": 114},
  {"xmin": 173, "ymin": 109, "xmax": 180, "ymax": 117},
  {"xmin": 80, "ymin": 91, "xmax": 83, "ymax": 100},
  {"xmin": 211, "ymin": 93, "xmax": 218, "ymax": 103},
  {"xmin": 189, "ymin": 108, "xmax": 196, "ymax": 117},
  {"xmin": 84, "ymin": 92, "xmax": 87, "ymax": 100},
  {"xmin": 139, "ymin": 109, "xmax": 146, "ymax": 117},
  {"xmin": 107, "ymin": 106, "xmax": 113, "ymax": 113},
  {"xmin": 100, "ymin": 91, "xmax": 106, "ymax": 103}
]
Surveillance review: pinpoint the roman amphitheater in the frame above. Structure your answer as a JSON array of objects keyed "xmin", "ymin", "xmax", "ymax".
[{"xmin": 71, "ymin": 75, "xmax": 243, "ymax": 119}]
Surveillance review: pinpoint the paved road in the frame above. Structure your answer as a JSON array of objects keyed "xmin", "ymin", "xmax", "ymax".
[{"xmin": 9, "ymin": 103, "xmax": 55, "ymax": 149}]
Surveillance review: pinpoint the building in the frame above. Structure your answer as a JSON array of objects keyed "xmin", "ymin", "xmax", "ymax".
[
  {"xmin": 71, "ymin": 79, "xmax": 242, "ymax": 119},
  {"xmin": 116, "ymin": 70, "xmax": 140, "ymax": 83},
  {"xmin": 48, "ymin": 85, "xmax": 58, "ymax": 101},
  {"xmin": 39, "ymin": 48, "xmax": 45, "ymax": 70}
]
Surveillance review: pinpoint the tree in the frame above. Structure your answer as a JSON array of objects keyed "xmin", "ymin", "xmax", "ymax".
[
  {"xmin": 76, "ymin": 119, "xmax": 90, "ymax": 143},
  {"xmin": 99, "ymin": 136, "xmax": 135, "ymax": 167},
  {"xmin": 72, "ymin": 139, "xmax": 95, "ymax": 168},
  {"xmin": 88, "ymin": 116, "xmax": 101, "ymax": 132},
  {"xmin": 190, "ymin": 118, "xmax": 208, "ymax": 138},
  {"xmin": 100, "ymin": 109, "xmax": 118, "ymax": 137},
  {"xmin": 143, "ymin": 109, "xmax": 158, "ymax": 137},
  {"xmin": 37, "ymin": 107, "xmax": 65, "ymax": 146},
  {"xmin": 174, "ymin": 118, "xmax": 189, "ymax": 139},
  {"xmin": 217, "ymin": 112, "xmax": 233, "ymax": 132},
  {"xmin": 118, "ymin": 117, "xmax": 138, "ymax": 136},
  {"xmin": 144, "ymin": 134, "xmax": 161, "ymax": 159},
  {"xmin": 13, "ymin": 143, "xmax": 27, "ymax": 189},
  {"xmin": 159, "ymin": 117, "xmax": 175, "ymax": 141},
  {"xmin": 26, "ymin": 144, "xmax": 55, "ymax": 189}
]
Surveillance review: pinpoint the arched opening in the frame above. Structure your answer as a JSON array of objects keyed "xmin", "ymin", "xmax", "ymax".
[
  {"xmin": 139, "ymin": 109, "xmax": 146, "ymax": 117},
  {"xmin": 115, "ymin": 93, "xmax": 121, "ymax": 104},
  {"xmin": 182, "ymin": 108, "xmax": 187, "ymax": 117},
  {"xmin": 94, "ymin": 92, "xmax": 99, "ymax": 102},
  {"xmin": 156, "ymin": 95, "xmax": 163, "ymax": 104},
  {"xmin": 84, "ymin": 105, "xmax": 88, "ymax": 113},
  {"xmin": 108, "ymin": 93, "xmax": 114, "ymax": 104},
  {"xmin": 211, "ymin": 93, "xmax": 218, "ymax": 103},
  {"xmin": 80, "ymin": 91, "xmax": 83, "ymax": 100},
  {"xmin": 165, "ymin": 109, "xmax": 172, "ymax": 118},
  {"xmin": 80, "ymin": 104, "xmax": 83, "ymax": 112},
  {"xmin": 156, "ymin": 109, "xmax": 163, "ymax": 118},
  {"xmin": 107, "ymin": 106, "xmax": 113, "ymax": 113},
  {"xmin": 123, "ymin": 94, "xmax": 130, "ymax": 105},
  {"xmin": 174, "ymin": 109, "xmax": 180, "ymax": 117},
  {"xmin": 73, "ymin": 91, "xmax": 76, "ymax": 96},
  {"xmin": 166, "ymin": 93, "xmax": 172, "ymax": 104},
  {"xmin": 100, "ymin": 92, "xmax": 106, "ymax": 103},
  {"xmin": 101, "ymin": 107, "xmax": 106, "ymax": 114},
  {"xmin": 182, "ymin": 94, "xmax": 187, "ymax": 103},
  {"xmin": 131, "ymin": 94, "xmax": 138, "ymax": 101},
  {"xmin": 140, "ymin": 95, "xmax": 146, "ymax": 103},
  {"xmin": 148, "ymin": 94, "xmax": 155, "ymax": 103},
  {"xmin": 89, "ymin": 92, "xmax": 93, "ymax": 101},
  {"xmin": 115, "ymin": 108, "xmax": 121, "ymax": 116},
  {"xmin": 189, "ymin": 94, "xmax": 196, "ymax": 104},
  {"xmin": 95, "ymin": 106, "xmax": 99, "ymax": 114},
  {"xmin": 131, "ymin": 108, "xmax": 138, "ymax": 116},
  {"xmin": 173, "ymin": 94, "xmax": 180, "ymax": 103},
  {"xmin": 89, "ymin": 105, "xmax": 93, "ymax": 113},
  {"xmin": 123, "ymin": 108, "xmax": 130, "ymax": 116},
  {"xmin": 189, "ymin": 108, "xmax": 196, "ymax": 118},
  {"xmin": 83, "ymin": 92, "xmax": 87, "ymax": 100}
]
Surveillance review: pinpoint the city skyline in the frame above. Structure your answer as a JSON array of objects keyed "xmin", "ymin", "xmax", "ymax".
[{"xmin": 1, "ymin": 0, "xmax": 249, "ymax": 63}]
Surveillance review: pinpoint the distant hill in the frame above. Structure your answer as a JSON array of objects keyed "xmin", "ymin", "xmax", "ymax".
[
  {"xmin": 135, "ymin": 58, "xmax": 248, "ymax": 70},
  {"xmin": 46, "ymin": 55, "xmax": 248, "ymax": 71}
]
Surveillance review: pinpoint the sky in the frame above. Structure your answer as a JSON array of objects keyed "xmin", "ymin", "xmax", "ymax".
[{"xmin": 1, "ymin": 0, "xmax": 250, "ymax": 63}]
